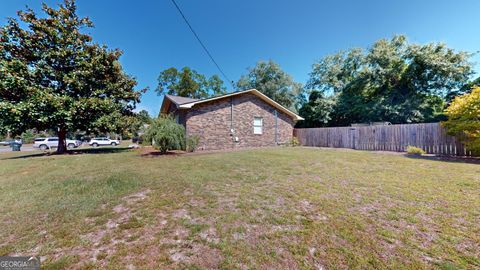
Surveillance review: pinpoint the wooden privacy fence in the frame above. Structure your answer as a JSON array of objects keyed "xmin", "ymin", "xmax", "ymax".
[{"xmin": 294, "ymin": 123, "xmax": 474, "ymax": 156}]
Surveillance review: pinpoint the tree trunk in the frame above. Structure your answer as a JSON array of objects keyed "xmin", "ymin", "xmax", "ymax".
[{"xmin": 57, "ymin": 128, "xmax": 67, "ymax": 154}]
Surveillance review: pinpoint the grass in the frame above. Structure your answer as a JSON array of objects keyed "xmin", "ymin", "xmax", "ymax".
[{"xmin": 0, "ymin": 147, "xmax": 479, "ymax": 269}]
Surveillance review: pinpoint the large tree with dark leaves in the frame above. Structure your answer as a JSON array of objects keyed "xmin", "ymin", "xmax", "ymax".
[
  {"xmin": 236, "ymin": 60, "xmax": 305, "ymax": 111},
  {"xmin": 446, "ymin": 76, "xmax": 480, "ymax": 102},
  {"xmin": 296, "ymin": 90, "xmax": 335, "ymax": 128},
  {"xmin": 0, "ymin": 0, "xmax": 142, "ymax": 153},
  {"xmin": 305, "ymin": 35, "xmax": 474, "ymax": 126},
  {"xmin": 156, "ymin": 67, "xmax": 226, "ymax": 99}
]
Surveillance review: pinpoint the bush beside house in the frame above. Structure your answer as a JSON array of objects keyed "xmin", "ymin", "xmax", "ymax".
[
  {"xmin": 186, "ymin": 135, "xmax": 200, "ymax": 152},
  {"xmin": 144, "ymin": 116, "xmax": 186, "ymax": 153}
]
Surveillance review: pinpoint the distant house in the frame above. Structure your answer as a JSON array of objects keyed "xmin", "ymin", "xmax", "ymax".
[{"xmin": 160, "ymin": 89, "xmax": 304, "ymax": 150}]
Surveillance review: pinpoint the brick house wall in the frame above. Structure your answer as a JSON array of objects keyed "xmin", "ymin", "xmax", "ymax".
[{"xmin": 184, "ymin": 92, "xmax": 295, "ymax": 150}]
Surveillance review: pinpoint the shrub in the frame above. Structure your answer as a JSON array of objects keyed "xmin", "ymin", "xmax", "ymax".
[
  {"xmin": 406, "ymin": 146, "xmax": 425, "ymax": 156},
  {"xmin": 186, "ymin": 135, "xmax": 200, "ymax": 152},
  {"xmin": 144, "ymin": 115, "xmax": 185, "ymax": 153},
  {"xmin": 443, "ymin": 86, "xmax": 480, "ymax": 155},
  {"xmin": 289, "ymin": 137, "xmax": 300, "ymax": 147},
  {"xmin": 21, "ymin": 130, "xmax": 36, "ymax": 144}
]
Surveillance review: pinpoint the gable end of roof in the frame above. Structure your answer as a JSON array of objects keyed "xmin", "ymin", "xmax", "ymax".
[{"xmin": 178, "ymin": 89, "xmax": 304, "ymax": 121}]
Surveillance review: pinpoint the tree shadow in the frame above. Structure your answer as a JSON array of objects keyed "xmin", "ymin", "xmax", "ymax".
[
  {"xmin": 72, "ymin": 147, "xmax": 131, "ymax": 155},
  {"xmin": 2, "ymin": 147, "xmax": 132, "ymax": 160},
  {"xmin": 405, "ymin": 154, "xmax": 480, "ymax": 165},
  {"xmin": 139, "ymin": 150, "xmax": 184, "ymax": 158}
]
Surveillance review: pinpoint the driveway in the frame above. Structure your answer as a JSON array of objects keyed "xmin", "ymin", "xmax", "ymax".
[{"xmin": 0, "ymin": 145, "xmax": 36, "ymax": 153}]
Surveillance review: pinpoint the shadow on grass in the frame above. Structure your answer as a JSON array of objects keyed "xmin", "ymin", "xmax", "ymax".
[
  {"xmin": 405, "ymin": 154, "xmax": 480, "ymax": 165},
  {"xmin": 2, "ymin": 147, "xmax": 132, "ymax": 160},
  {"xmin": 139, "ymin": 150, "xmax": 183, "ymax": 158}
]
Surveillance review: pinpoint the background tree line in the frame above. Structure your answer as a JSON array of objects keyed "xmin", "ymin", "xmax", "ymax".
[
  {"xmin": 156, "ymin": 36, "xmax": 477, "ymax": 129},
  {"xmin": 155, "ymin": 60, "xmax": 305, "ymax": 113},
  {"xmin": 299, "ymin": 35, "xmax": 476, "ymax": 127}
]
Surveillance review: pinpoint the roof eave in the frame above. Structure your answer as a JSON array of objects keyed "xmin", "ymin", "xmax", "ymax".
[
  {"xmin": 295, "ymin": 116, "xmax": 305, "ymax": 121},
  {"xmin": 178, "ymin": 103, "xmax": 194, "ymax": 109}
]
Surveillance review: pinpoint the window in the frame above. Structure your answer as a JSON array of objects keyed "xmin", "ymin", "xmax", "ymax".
[{"xmin": 253, "ymin": 117, "xmax": 263, "ymax": 134}]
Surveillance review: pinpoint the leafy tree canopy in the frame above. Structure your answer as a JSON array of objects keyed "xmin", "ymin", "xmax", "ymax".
[
  {"xmin": 443, "ymin": 86, "xmax": 480, "ymax": 155},
  {"xmin": 446, "ymin": 76, "xmax": 480, "ymax": 101},
  {"xmin": 296, "ymin": 91, "xmax": 335, "ymax": 128},
  {"xmin": 120, "ymin": 109, "xmax": 152, "ymax": 138},
  {"xmin": 304, "ymin": 35, "xmax": 474, "ymax": 126},
  {"xmin": 136, "ymin": 110, "xmax": 152, "ymax": 125},
  {"xmin": 236, "ymin": 60, "xmax": 305, "ymax": 111},
  {"xmin": 156, "ymin": 67, "xmax": 226, "ymax": 99},
  {"xmin": 0, "ymin": 0, "xmax": 143, "ymax": 152}
]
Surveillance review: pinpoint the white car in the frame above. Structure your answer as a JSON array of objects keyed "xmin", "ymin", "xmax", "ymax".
[
  {"xmin": 89, "ymin": 137, "xmax": 120, "ymax": 147},
  {"xmin": 34, "ymin": 137, "xmax": 82, "ymax": 150}
]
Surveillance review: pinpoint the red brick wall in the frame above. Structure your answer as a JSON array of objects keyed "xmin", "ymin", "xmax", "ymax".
[{"xmin": 185, "ymin": 93, "xmax": 295, "ymax": 150}]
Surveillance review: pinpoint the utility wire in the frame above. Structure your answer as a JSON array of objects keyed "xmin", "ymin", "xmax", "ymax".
[{"xmin": 170, "ymin": 0, "xmax": 235, "ymax": 89}]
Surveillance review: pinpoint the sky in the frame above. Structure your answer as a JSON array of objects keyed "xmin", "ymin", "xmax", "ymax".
[{"xmin": 1, "ymin": 0, "xmax": 479, "ymax": 116}]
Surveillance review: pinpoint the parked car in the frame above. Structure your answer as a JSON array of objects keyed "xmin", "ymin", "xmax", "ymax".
[
  {"xmin": 0, "ymin": 139, "xmax": 22, "ymax": 146},
  {"xmin": 33, "ymin": 137, "xmax": 82, "ymax": 150},
  {"xmin": 89, "ymin": 137, "xmax": 120, "ymax": 147}
]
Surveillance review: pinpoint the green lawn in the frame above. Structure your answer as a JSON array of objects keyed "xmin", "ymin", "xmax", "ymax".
[{"xmin": 0, "ymin": 147, "xmax": 479, "ymax": 269}]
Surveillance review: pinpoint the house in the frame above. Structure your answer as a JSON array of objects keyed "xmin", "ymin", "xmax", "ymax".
[{"xmin": 160, "ymin": 89, "xmax": 304, "ymax": 150}]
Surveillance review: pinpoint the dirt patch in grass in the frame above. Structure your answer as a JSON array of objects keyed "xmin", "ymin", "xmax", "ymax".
[
  {"xmin": 199, "ymin": 227, "xmax": 220, "ymax": 244},
  {"xmin": 38, "ymin": 189, "xmax": 153, "ymax": 268},
  {"xmin": 169, "ymin": 241, "xmax": 223, "ymax": 268}
]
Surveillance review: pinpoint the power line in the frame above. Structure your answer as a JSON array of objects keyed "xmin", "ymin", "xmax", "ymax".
[{"xmin": 170, "ymin": 0, "xmax": 235, "ymax": 89}]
